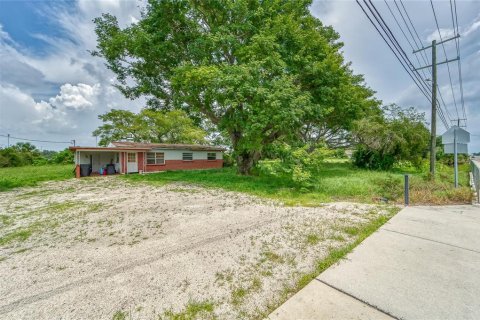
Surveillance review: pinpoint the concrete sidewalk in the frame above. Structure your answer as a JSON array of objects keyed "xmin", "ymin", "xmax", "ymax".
[{"xmin": 269, "ymin": 205, "xmax": 480, "ymax": 320}]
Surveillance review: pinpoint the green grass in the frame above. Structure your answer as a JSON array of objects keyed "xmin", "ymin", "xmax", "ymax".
[
  {"xmin": 0, "ymin": 164, "xmax": 74, "ymax": 191},
  {"xmin": 163, "ymin": 300, "xmax": 216, "ymax": 320},
  {"xmin": 124, "ymin": 161, "xmax": 472, "ymax": 205},
  {"xmin": 0, "ymin": 201, "xmax": 84, "ymax": 247},
  {"xmin": 254, "ymin": 207, "xmax": 399, "ymax": 319},
  {"xmin": 298, "ymin": 211, "xmax": 397, "ymax": 288},
  {"xmin": 0, "ymin": 229, "xmax": 33, "ymax": 246}
]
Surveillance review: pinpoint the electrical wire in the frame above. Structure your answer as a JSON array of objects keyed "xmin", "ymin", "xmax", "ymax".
[
  {"xmin": 384, "ymin": 0, "xmax": 454, "ymax": 123},
  {"xmin": 0, "ymin": 134, "xmax": 73, "ymax": 144},
  {"xmin": 451, "ymin": 0, "xmax": 467, "ymax": 125},
  {"xmin": 357, "ymin": 0, "xmax": 449, "ymax": 128},
  {"xmin": 396, "ymin": 0, "xmax": 453, "ymax": 125},
  {"xmin": 430, "ymin": 0, "xmax": 461, "ymax": 120}
]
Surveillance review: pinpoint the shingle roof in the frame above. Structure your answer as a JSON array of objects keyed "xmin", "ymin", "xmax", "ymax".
[{"xmin": 110, "ymin": 141, "xmax": 226, "ymax": 151}]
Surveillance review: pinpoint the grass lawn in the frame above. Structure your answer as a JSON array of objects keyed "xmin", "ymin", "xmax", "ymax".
[
  {"xmin": 0, "ymin": 164, "xmax": 74, "ymax": 192},
  {"xmin": 125, "ymin": 160, "xmax": 472, "ymax": 206}
]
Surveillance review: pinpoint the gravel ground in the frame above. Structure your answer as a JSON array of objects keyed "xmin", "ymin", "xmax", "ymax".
[{"xmin": 0, "ymin": 176, "xmax": 390, "ymax": 319}]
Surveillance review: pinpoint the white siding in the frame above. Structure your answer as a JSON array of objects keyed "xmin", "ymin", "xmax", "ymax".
[
  {"xmin": 150, "ymin": 149, "xmax": 223, "ymax": 160},
  {"xmin": 77, "ymin": 151, "xmax": 120, "ymax": 173}
]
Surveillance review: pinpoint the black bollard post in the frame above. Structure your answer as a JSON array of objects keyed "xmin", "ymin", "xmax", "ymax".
[{"xmin": 404, "ymin": 174, "xmax": 409, "ymax": 206}]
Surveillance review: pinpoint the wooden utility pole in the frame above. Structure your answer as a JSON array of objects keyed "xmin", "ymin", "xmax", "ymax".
[
  {"xmin": 413, "ymin": 35, "xmax": 460, "ymax": 179},
  {"xmin": 430, "ymin": 40, "xmax": 437, "ymax": 177}
]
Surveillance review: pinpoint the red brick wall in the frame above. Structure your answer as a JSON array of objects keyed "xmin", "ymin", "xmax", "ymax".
[{"xmin": 145, "ymin": 160, "xmax": 223, "ymax": 172}]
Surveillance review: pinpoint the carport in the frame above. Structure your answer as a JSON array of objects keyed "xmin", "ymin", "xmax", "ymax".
[{"xmin": 70, "ymin": 146, "xmax": 150, "ymax": 178}]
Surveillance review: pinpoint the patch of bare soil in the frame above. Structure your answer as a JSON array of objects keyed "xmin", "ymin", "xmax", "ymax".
[{"xmin": 0, "ymin": 176, "xmax": 390, "ymax": 319}]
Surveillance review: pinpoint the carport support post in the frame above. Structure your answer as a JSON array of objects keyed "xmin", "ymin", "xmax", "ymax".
[{"xmin": 404, "ymin": 175, "xmax": 409, "ymax": 206}]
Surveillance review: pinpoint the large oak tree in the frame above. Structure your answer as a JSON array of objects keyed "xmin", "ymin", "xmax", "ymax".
[{"xmin": 93, "ymin": 0, "xmax": 378, "ymax": 174}]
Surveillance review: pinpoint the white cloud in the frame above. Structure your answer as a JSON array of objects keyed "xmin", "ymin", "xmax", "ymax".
[
  {"xmin": 426, "ymin": 28, "xmax": 455, "ymax": 42},
  {"xmin": 49, "ymin": 83, "xmax": 100, "ymax": 111},
  {"xmin": 0, "ymin": 1, "xmax": 146, "ymax": 148},
  {"xmin": 0, "ymin": 84, "xmax": 70, "ymax": 134},
  {"xmin": 1, "ymin": 0, "xmax": 479, "ymax": 152},
  {"xmin": 463, "ymin": 14, "xmax": 480, "ymax": 37}
]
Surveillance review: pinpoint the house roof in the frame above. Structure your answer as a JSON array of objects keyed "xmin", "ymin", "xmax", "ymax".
[
  {"xmin": 110, "ymin": 141, "xmax": 226, "ymax": 152},
  {"xmin": 69, "ymin": 146, "xmax": 150, "ymax": 152}
]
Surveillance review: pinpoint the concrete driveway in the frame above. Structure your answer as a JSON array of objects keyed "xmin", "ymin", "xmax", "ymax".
[{"xmin": 269, "ymin": 205, "xmax": 480, "ymax": 320}]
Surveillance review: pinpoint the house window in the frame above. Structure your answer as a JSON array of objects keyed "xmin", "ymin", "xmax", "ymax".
[
  {"xmin": 182, "ymin": 152, "xmax": 193, "ymax": 161},
  {"xmin": 207, "ymin": 152, "xmax": 216, "ymax": 160},
  {"xmin": 147, "ymin": 152, "xmax": 165, "ymax": 165},
  {"xmin": 127, "ymin": 153, "xmax": 136, "ymax": 162}
]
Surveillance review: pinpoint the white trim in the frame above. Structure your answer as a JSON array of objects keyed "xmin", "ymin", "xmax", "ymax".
[{"xmin": 146, "ymin": 152, "xmax": 165, "ymax": 165}]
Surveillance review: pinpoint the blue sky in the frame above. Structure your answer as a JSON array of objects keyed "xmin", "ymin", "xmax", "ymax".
[{"xmin": 0, "ymin": 0, "xmax": 478, "ymax": 152}]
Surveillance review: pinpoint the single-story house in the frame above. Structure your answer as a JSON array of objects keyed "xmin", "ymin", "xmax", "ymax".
[{"xmin": 70, "ymin": 141, "xmax": 225, "ymax": 178}]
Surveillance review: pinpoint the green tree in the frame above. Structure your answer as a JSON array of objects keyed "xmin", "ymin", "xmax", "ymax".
[
  {"xmin": 352, "ymin": 104, "xmax": 430, "ymax": 170},
  {"xmin": 93, "ymin": 0, "xmax": 377, "ymax": 174},
  {"xmin": 93, "ymin": 109, "xmax": 207, "ymax": 146},
  {"xmin": 0, "ymin": 143, "xmax": 42, "ymax": 167},
  {"xmin": 52, "ymin": 149, "xmax": 74, "ymax": 164}
]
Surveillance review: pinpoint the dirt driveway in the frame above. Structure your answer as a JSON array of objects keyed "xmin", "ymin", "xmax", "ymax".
[{"xmin": 0, "ymin": 176, "xmax": 390, "ymax": 319}]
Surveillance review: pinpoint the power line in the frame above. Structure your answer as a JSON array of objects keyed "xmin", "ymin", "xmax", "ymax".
[
  {"xmin": 0, "ymin": 134, "xmax": 73, "ymax": 144},
  {"xmin": 384, "ymin": 1, "xmax": 429, "ymax": 80},
  {"xmin": 385, "ymin": 0, "xmax": 453, "ymax": 123},
  {"xmin": 357, "ymin": 0, "xmax": 450, "ymax": 129},
  {"xmin": 396, "ymin": 0, "xmax": 452, "ymax": 125},
  {"xmin": 451, "ymin": 0, "xmax": 467, "ymax": 125},
  {"xmin": 397, "ymin": 0, "xmax": 431, "ymax": 70},
  {"xmin": 430, "ymin": 0, "xmax": 461, "ymax": 120}
]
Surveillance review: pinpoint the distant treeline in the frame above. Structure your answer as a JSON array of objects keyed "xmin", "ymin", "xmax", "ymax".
[{"xmin": 0, "ymin": 143, "xmax": 73, "ymax": 167}]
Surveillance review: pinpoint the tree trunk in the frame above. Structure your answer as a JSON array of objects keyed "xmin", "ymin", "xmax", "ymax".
[
  {"xmin": 236, "ymin": 150, "xmax": 261, "ymax": 175},
  {"xmin": 230, "ymin": 130, "xmax": 261, "ymax": 175}
]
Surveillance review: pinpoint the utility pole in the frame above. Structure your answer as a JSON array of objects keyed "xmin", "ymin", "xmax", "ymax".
[
  {"xmin": 7, "ymin": 133, "xmax": 10, "ymax": 147},
  {"xmin": 430, "ymin": 40, "xmax": 437, "ymax": 178},
  {"xmin": 454, "ymin": 124, "xmax": 458, "ymax": 188},
  {"xmin": 413, "ymin": 34, "xmax": 460, "ymax": 180}
]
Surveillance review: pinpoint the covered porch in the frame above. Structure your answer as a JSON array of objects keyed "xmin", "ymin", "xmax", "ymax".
[{"xmin": 70, "ymin": 147, "xmax": 149, "ymax": 178}]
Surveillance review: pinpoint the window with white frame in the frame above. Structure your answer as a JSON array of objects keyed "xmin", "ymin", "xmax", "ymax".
[
  {"xmin": 182, "ymin": 152, "xmax": 193, "ymax": 161},
  {"xmin": 207, "ymin": 152, "xmax": 216, "ymax": 160},
  {"xmin": 127, "ymin": 152, "xmax": 136, "ymax": 162},
  {"xmin": 147, "ymin": 152, "xmax": 165, "ymax": 165}
]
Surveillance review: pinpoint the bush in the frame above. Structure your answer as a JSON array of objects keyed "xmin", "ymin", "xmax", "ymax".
[
  {"xmin": 222, "ymin": 152, "xmax": 235, "ymax": 167},
  {"xmin": 0, "ymin": 145, "xmax": 73, "ymax": 167},
  {"xmin": 257, "ymin": 144, "xmax": 330, "ymax": 189},
  {"xmin": 332, "ymin": 148, "xmax": 347, "ymax": 159},
  {"xmin": 352, "ymin": 145, "xmax": 395, "ymax": 170},
  {"xmin": 352, "ymin": 104, "xmax": 429, "ymax": 170},
  {"xmin": 52, "ymin": 149, "xmax": 74, "ymax": 164}
]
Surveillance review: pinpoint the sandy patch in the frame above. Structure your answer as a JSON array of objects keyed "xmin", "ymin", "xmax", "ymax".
[{"xmin": 0, "ymin": 176, "xmax": 391, "ymax": 319}]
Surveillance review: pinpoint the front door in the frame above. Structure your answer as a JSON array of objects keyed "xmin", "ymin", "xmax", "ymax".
[{"xmin": 127, "ymin": 152, "xmax": 138, "ymax": 173}]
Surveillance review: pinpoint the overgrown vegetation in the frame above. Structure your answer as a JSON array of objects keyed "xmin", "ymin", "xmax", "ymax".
[
  {"xmin": 351, "ymin": 105, "xmax": 430, "ymax": 170},
  {"xmin": 0, "ymin": 164, "xmax": 73, "ymax": 191},
  {"xmin": 93, "ymin": 109, "xmax": 207, "ymax": 146},
  {"xmin": 125, "ymin": 160, "xmax": 471, "ymax": 205},
  {"xmin": 0, "ymin": 142, "xmax": 73, "ymax": 167},
  {"xmin": 93, "ymin": 0, "xmax": 379, "ymax": 175}
]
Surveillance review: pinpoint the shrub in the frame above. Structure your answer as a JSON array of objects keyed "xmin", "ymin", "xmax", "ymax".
[
  {"xmin": 352, "ymin": 104, "xmax": 429, "ymax": 170},
  {"xmin": 352, "ymin": 145, "xmax": 395, "ymax": 170}
]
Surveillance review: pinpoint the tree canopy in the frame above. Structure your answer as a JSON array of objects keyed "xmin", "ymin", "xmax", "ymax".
[
  {"xmin": 352, "ymin": 104, "xmax": 430, "ymax": 170},
  {"xmin": 92, "ymin": 109, "xmax": 207, "ymax": 146},
  {"xmin": 0, "ymin": 143, "xmax": 73, "ymax": 167},
  {"xmin": 93, "ymin": 0, "xmax": 379, "ymax": 174}
]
